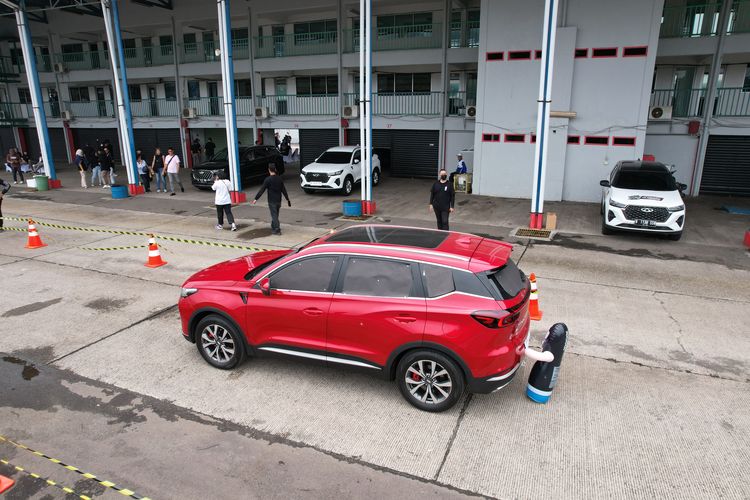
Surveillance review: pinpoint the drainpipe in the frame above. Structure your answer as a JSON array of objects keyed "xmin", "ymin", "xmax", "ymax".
[
  {"xmin": 2, "ymin": 0, "xmax": 56, "ymax": 180},
  {"xmin": 247, "ymin": 5, "xmax": 258, "ymax": 144},
  {"xmin": 217, "ymin": 0, "xmax": 242, "ymax": 200},
  {"xmin": 689, "ymin": 0, "xmax": 731, "ymax": 197}
]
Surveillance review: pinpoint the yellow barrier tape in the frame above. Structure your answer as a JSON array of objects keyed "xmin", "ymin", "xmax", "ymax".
[
  {"xmin": 0, "ymin": 436, "xmax": 151, "ymax": 500},
  {"xmin": 1, "ymin": 457, "xmax": 93, "ymax": 500},
  {"xmin": 0, "ymin": 226, "xmax": 26, "ymax": 232},
  {"xmin": 79, "ymin": 244, "xmax": 149, "ymax": 252}
]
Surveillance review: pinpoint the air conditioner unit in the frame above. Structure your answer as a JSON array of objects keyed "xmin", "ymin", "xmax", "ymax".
[
  {"xmin": 61, "ymin": 110, "xmax": 73, "ymax": 121},
  {"xmin": 649, "ymin": 106, "xmax": 672, "ymax": 121},
  {"xmin": 181, "ymin": 107, "xmax": 197, "ymax": 119},
  {"xmin": 342, "ymin": 105, "xmax": 358, "ymax": 119},
  {"xmin": 465, "ymin": 105, "xmax": 477, "ymax": 119},
  {"xmin": 254, "ymin": 106, "xmax": 269, "ymax": 119},
  {"xmin": 53, "ymin": 62, "xmax": 66, "ymax": 73}
]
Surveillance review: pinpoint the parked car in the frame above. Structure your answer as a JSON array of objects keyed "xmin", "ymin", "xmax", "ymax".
[
  {"xmin": 178, "ymin": 225, "xmax": 531, "ymax": 412},
  {"xmin": 300, "ymin": 145, "xmax": 381, "ymax": 195},
  {"xmin": 600, "ymin": 160, "xmax": 687, "ymax": 240},
  {"xmin": 191, "ymin": 146, "xmax": 284, "ymax": 190}
]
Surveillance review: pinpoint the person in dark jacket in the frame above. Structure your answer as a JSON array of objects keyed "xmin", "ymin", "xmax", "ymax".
[
  {"xmin": 0, "ymin": 177, "xmax": 10, "ymax": 231},
  {"xmin": 252, "ymin": 165, "xmax": 291, "ymax": 235},
  {"xmin": 429, "ymin": 168, "xmax": 455, "ymax": 231}
]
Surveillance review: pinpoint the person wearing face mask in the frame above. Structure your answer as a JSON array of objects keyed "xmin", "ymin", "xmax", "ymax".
[{"xmin": 429, "ymin": 168, "xmax": 455, "ymax": 231}]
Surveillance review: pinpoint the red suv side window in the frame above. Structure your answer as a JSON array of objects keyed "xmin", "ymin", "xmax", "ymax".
[
  {"xmin": 271, "ymin": 256, "xmax": 339, "ymax": 292},
  {"xmin": 340, "ymin": 257, "xmax": 415, "ymax": 297}
]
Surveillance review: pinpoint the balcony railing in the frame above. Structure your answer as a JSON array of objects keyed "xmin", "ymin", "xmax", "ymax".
[
  {"xmin": 446, "ymin": 91, "xmax": 476, "ymax": 116},
  {"xmin": 255, "ymin": 31, "xmax": 338, "ymax": 58},
  {"xmin": 58, "ymin": 50, "xmax": 111, "ymax": 71},
  {"xmin": 650, "ymin": 87, "xmax": 750, "ymax": 117},
  {"xmin": 660, "ymin": 1, "xmax": 750, "ymax": 38},
  {"xmin": 187, "ymin": 97, "xmax": 224, "ymax": 116},
  {"xmin": 123, "ymin": 45, "xmax": 175, "ymax": 67},
  {"xmin": 64, "ymin": 100, "xmax": 116, "ymax": 118},
  {"xmin": 344, "ymin": 23, "xmax": 443, "ymax": 52},
  {"xmin": 344, "ymin": 91, "xmax": 443, "ymax": 115},
  {"xmin": 130, "ymin": 98, "xmax": 179, "ymax": 117},
  {"xmin": 449, "ymin": 20, "xmax": 480, "ymax": 48},
  {"xmin": 180, "ymin": 41, "xmax": 220, "ymax": 64},
  {"xmin": 0, "ymin": 54, "xmax": 53, "ymax": 74},
  {"xmin": 256, "ymin": 94, "xmax": 338, "ymax": 115}
]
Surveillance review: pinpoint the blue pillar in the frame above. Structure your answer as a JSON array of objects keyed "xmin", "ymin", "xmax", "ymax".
[
  {"xmin": 15, "ymin": 5, "xmax": 56, "ymax": 179},
  {"xmin": 218, "ymin": 0, "xmax": 241, "ymax": 193}
]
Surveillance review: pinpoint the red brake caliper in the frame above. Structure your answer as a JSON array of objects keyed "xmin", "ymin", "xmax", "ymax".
[{"xmin": 411, "ymin": 372, "xmax": 421, "ymax": 381}]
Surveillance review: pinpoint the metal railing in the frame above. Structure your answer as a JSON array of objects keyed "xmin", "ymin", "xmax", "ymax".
[
  {"xmin": 123, "ymin": 45, "xmax": 175, "ymax": 67},
  {"xmin": 0, "ymin": 102, "xmax": 31, "ymax": 122},
  {"xmin": 180, "ymin": 41, "xmax": 220, "ymax": 64},
  {"xmin": 660, "ymin": 1, "xmax": 750, "ymax": 38},
  {"xmin": 255, "ymin": 94, "xmax": 338, "ymax": 115},
  {"xmin": 58, "ymin": 50, "xmax": 111, "ymax": 71},
  {"xmin": 449, "ymin": 21, "xmax": 480, "ymax": 48},
  {"xmin": 254, "ymin": 31, "xmax": 338, "ymax": 58},
  {"xmin": 232, "ymin": 38, "xmax": 250, "ymax": 59},
  {"xmin": 187, "ymin": 96, "xmax": 224, "ymax": 116},
  {"xmin": 130, "ymin": 98, "xmax": 179, "ymax": 117},
  {"xmin": 446, "ymin": 91, "xmax": 476, "ymax": 115},
  {"xmin": 344, "ymin": 23, "xmax": 443, "ymax": 52},
  {"xmin": 344, "ymin": 91, "xmax": 443, "ymax": 115},
  {"xmin": 650, "ymin": 87, "xmax": 750, "ymax": 117},
  {"xmin": 63, "ymin": 100, "xmax": 116, "ymax": 118},
  {"xmin": 1, "ymin": 53, "xmax": 54, "ymax": 73}
]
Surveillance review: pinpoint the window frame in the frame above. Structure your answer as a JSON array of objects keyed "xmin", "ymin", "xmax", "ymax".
[
  {"xmin": 420, "ymin": 263, "xmax": 456, "ymax": 298},
  {"xmin": 268, "ymin": 255, "xmax": 342, "ymax": 293},
  {"xmin": 69, "ymin": 86, "xmax": 91, "ymax": 102},
  {"xmin": 335, "ymin": 255, "xmax": 421, "ymax": 298}
]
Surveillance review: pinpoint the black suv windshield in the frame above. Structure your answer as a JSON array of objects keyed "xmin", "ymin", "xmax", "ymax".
[
  {"xmin": 316, "ymin": 152, "xmax": 352, "ymax": 164},
  {"xmin": 612, "ymin": 169, "xmax": 676, "ymax": 191},
  {"xmin": 210, "ymin": 148, "xmax": 229, "ymax": 161}
]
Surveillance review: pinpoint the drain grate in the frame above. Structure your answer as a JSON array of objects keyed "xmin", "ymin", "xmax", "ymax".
[
  {"xmin": 511, "ymin": 227, "xmax": 556, "ymax": 241},
  {"xmin": 336, "ymin": 215, "xmax": 374, "ymax": 222}
]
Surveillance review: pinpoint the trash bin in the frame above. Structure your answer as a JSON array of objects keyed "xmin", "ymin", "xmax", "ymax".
[
  {"xmin": 111, "ymin": 184, "xmax": 129, "ymax": 199},
  {"xmin": 342, "ymin": 199, "xmax": 362, "ymax": 217},
  {"xmin": 34, "ymin": 175, "xmax": 49, "ymax": 191}
]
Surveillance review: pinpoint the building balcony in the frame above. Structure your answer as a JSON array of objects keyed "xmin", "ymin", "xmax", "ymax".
[
  {"xmin": 131, "ymin": 98, "xmax": 180, "ymax": 117},
  {"xmin": 254, "ymin": 32, "xmax": 338, "ymax": 58},
  {"xmin": 446, "ymin": 91, "xmax": 476, "ymax": 116},
  {"xmin": 124, "ymin": 45, "xmax": 176, "ymax": 67},
  {"xmin": 449, "ymin": 21, "xmax": 480, "ymax": 48},
  {"xmin": 343, "ymin": 23, "xmax": 443, "ymax": 52},
  {"xmin": 0, "ymin": 101, "xmax": 61, "ymax": 123},
  {"xmin": 660, "ymin": 0, "xmax": 750, "ymax": 38},
  {"xmin": 344, "ymin": 91, "xmax": 443, "ymax": 115},
  {"xmin": 256, "ymin": 94, "xmax": 338, "ymax": 115},
  {"xmin": 64, "ymin": 100, "xmax": 115, "ymax": 118},
  {"xmin": 1, "ymin": 54, "xmax": 53, "ymax": 74},
  {"xmin": 57, "ymin": 50, "xmax": 111, "ymax": 71},
  {"xmin": 650, "ymin": 87, "xmax": 750, "ymax": 117}
]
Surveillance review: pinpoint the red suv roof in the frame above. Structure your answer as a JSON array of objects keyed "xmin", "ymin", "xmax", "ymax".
[{"xmin": 305, "ymin": 225, "xmax": 512, "ymax": 273}]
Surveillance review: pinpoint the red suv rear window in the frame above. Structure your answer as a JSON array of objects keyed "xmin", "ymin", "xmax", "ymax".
[{"xmin": 486, "ymin": 260, "xmax": 526, "ymax": 299}]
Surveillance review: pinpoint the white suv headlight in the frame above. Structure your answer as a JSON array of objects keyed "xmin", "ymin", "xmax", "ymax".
[
  {"xmin": 609, "ymin": 199, "xmax": 626, "ymax": 208},
  {"xmin": 668, "ymin": 205, "xmax": 685, "ymax": 212},
  {"xmin": 330, "ymin": 170, "xmax": 344, "ymax": 176}
]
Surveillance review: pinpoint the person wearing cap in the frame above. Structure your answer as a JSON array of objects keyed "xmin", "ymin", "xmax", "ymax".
[
  {"xmin": 450, "ymin": 152, "xmax": 468, "ymax": 184},
  {"xmin": 74, "ymin": 148, "xmax": 88, "ymax": 188}
]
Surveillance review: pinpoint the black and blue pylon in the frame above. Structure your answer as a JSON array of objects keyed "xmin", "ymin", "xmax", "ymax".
[{"xmin": 526, "ymin": 323, "xmax": 568, "ymax": 404}]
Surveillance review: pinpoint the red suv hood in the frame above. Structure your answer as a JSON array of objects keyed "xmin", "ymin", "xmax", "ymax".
[{"xmin": 184, "ymin": 249, "xmax": 292, "ymax": 284}]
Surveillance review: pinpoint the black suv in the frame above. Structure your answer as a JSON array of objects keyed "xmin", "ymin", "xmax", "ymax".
[{"xmin": 191, "ymin": 146, "xmax": 285, "ymax": 189}]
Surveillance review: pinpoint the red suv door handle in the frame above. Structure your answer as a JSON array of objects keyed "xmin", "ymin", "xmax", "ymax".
[
  {"xmin": 395, "ymin": 315, "xmax": 417, "ymax": 323},
  {"xmin": 303, "ymin": 307, "xmax": 324, "ymax": 316}
]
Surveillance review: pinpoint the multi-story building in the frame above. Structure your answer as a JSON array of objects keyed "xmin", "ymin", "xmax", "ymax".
[{"xmin": 0, "ymin": 0, "xmax": 748, "ymax": 200}]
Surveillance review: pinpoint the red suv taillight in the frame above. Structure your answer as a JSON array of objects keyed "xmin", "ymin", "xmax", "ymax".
[{"xmin": 471, "ymin": 310, "xmax": 517, "ymax": 329}]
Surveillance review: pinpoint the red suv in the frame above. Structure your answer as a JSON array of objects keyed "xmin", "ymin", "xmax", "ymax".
[{"xmin": 178, "ymin": 225, "xmax": 531, "ymax": 412}]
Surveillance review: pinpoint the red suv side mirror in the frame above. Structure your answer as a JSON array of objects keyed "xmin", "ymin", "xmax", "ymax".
[{"xmin": 259, "ymin": 277, "xmax": 271, "ymax": 296}]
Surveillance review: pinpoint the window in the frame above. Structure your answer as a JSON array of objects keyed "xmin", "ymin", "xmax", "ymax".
[
  {"xmin": 341, "ymin": 258, "xmax": 414, "ymax": 297},
  {"xmin": 486, "ymin": 51, "xmax": 504, "ymax": 61},
  {"xmin": 743, "ymin": 66, "xmax": 750, "ymax": 93},
  {"xmin": 378, "ymin": 73, "xmax": 430, "ymax": 94},
  {"xmin": 504, "ymin": 134, "xmax": 525, "ymax": 143},
  {"xmin": 61, "ymin": 43, "xmax": 83, "ymax": 54},
  {"xmin": 591, "ymin": 47, "xmax": 618, "ymax": 58},
  {"xmin": 422, "ymin": 264, "xmax": 455, "ymax": 298},
  {"xmin": 584, "ymin": 136, "xmax": 609, "ymax": 145},
  {"xmin": 122, "ymin": 39, "xmax": 136, "ymax": 50},
  {"xmin": 232, "ymin": 28, "xmax": 248, "ymax": 41},
  {"xmin": 508, "ymin": 51, "xmax": 532, "ymax": 60},
  {"xmin": 574, "ymin": 48, "xmax": 588, "ymax": 58},
  {"xmin": 235, "ymin": 79, "xmax": 252, "ymax": 97},
  {"xmin": 187, "ymin": 80, "xmax": 201, "ymax": 99},
  {"xmin": 567, "ymin": 135, "xmax": 580, "ymax": 144},
  {"xmin": 183, "ymin": 33, "xmax": 197, "ymax": 53},
  {"xmin": 294, "ymin": 20, "xmax": 337, "ymax": 44},
  {"xmin": 257, "ymin": 26, "xmax": 264, "ymax": 48},
  {"xmin": 10, "ymin": 47, "xmax": 23, "ymax": 66},
  {"xmin": 623, "ymin": 46, "xmax": 648, "ymax": 57},
  {"xmin": 271, "ymin": 256, "xmax": 339, "ymax": 292},
  {"xmin": 164, "ymin": 81, "xmax": 176, "ymax": 100},
  {"xmin": 69, "ymin": 86, "xmax": 90, "ymax": 102},
  {"xmin": 352, "ymin": 150, "xmax": 361, "ymax": 163},
  {"xmin": 487, "ymin": 260, "xmax": 525, "ymax": 299},
  {"xmin": 482, "ymin": 133, "xmax": 500, "ymax": 142},
  {"xmin": 159, "ymin": 35, "xmax": 173, "ymax": 50},
  {"xmin": 128, "ymin": 84, "xmax": 142, "ymax": 101},
  {"xmin": 296, "ymin": 76, "xmax": 337, "ymax": 96},
  {"xmin": 612, "ymin": 137, "xmax": 636, "ymax": 146},
  {"xmin": 18, "ymin": 88, "xmax": 31, "ymax": 104},
  {"xmin": 377, "ymin": 12, "xmax": 433, "ymax": 37}
]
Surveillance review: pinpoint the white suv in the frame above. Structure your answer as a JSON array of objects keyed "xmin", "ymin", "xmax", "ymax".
[
  {"xmin": 300, "ymin": 146, "xmax": 381, "ymax": 195},
  {"xmin": 600, "ymin": 161, "xmax": 687, "ymax": 241}
]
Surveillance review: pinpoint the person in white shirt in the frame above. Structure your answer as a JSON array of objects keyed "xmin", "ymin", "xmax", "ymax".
[
  {"xmin": 212, "ymin": 172, "xmax": 236, "ymax": 231},
  {"xmin": 136, "ymin": 150, "xmax": 150, "ymax": 192},
  {"xmin": 162, "ymin": 147, "xmax": 184, "ymax": 196}
]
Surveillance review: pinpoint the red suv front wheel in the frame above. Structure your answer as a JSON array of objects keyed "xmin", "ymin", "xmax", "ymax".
[{"xmin": 396, "ymin": 350, "xmax": 465, "ymax": 412}]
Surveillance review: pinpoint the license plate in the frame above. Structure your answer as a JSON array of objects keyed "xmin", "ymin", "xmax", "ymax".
[{"xmin": 635, "ymin": 219, "xmax": 656, "ymax": 227}]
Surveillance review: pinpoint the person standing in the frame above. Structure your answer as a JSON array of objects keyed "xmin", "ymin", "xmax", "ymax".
[
  {"xmin": 450, "ymin": 153, "xmax": 468, "ymax": 184},
  {"xmin": 150, "ymin": 148, "xmax": 165, "ymax": 193},
  {"xmin": 6, "ymin": 148, "xmax": 23, "ymax": 184},
  {"xmin": 212, "ymin": 172, "xmax": 237, "ymax": 231},
  {"xmin": 191, "ymin": 137, "xmax": 202, "ymax": 166},
  {"xmin": 98, "ymin": 147, "xmax": 113, "ymax": 188},
  {"xmin": 74, "ymin": 148, "xmax": 88, "ymax": 188},
  {"xmin": 204, "ymin": 137, "xmax": 216, "ymax": 159},
  {"xmin": 252, "ymin": 165, "xmax": 290, "ymax": 235},
  {"xmin": 136, "ymin": 150, "xmax": 150, "ymax": 192},
  {"xmin": 163, "ymin": 147, "xmax": 184, "ymax": 196},
  {"xmin": 0, "ymin": 177, "xmax": 10, "ymax": 231},
  {"xmin": 429, "ymin": 168, "xmax": 455, "ymax": 231}
]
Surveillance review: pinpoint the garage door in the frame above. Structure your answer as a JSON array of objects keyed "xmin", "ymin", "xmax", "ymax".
[
  {"xmin": 0, "ymin": 128, "xmax": 15, "ymax": 155},
  {"xmin": 20, "ymin": 127, "xmax": 39, "ymax": 161},
  {"xmin": 346, "ymin": 129, "xmax": 438, "ymax": 178},
  {"xmin": 72, "ymin": 128, "xmax": 120, "ymax": 161},
  {"xmin": 701, "ymin": 135, "xmax": 750, "ymax": 196},
  {"xmin": 299, "ymin": 129, "xmax": 339, "ymax": 168},
  {"xmin": 48, "ymin": 128, "xmax": 68, "ymax": 162},
  {"xmin": 132, "ymin": 129, "xmax": 181, "ymax": 158}
]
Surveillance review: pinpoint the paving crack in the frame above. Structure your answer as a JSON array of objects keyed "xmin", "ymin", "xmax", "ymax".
[
  {"xmin": 654, "ymin": 291, "xmax": 688, "ymax": 354},
  {"xmin": 434, "ymin": 393, "xmax": 472, "ymax": 481}
]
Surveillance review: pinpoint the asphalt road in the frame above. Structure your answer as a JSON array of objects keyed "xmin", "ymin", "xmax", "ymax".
[{"xmin": 0, "ymin": 189, "xmax": 749, "ymax": 499}]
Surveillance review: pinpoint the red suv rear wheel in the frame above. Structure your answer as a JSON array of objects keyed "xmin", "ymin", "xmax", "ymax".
[{"xmin": 396, "ymin": 350, "xmax": 465, "ymax": 412}]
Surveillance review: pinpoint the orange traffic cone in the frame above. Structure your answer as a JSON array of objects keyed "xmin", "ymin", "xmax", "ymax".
[
  {"xmin": 25, "ymin": 219, "xmax": 47, "ymax": 249},
  {"xmin": 528, "ymin": 273, "xmax": 543, "ymax": 321},
  {"xmin": 0, "ymin": 474, "xmax": 15, "ymax": 494},
  {"xmin": 144, "ymin": 234, "xmax": 167, "ymax": 268}
]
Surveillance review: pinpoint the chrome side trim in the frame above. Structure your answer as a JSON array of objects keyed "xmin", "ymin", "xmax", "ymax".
[
  {"xmin": 258, "ymin": 346, "xmax": 381, "ymax": 370},
  {"xmin": 486, "ymin": 361, "xmax": 522, "ymax": 382}
]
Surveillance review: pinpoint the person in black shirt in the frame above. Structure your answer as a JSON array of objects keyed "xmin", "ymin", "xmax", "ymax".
[
  {"xmin": 429, "ymin": 168, "xmax": 455, "ymax": 231},
  {"xmin": 204, "ymin": 138, "xmax": 216, "ymax": 159},
  {"xmin": 252, "ymin": 165, "xmax": 291, "ymax": 235},
  {"xmin": 0, "ymin": 177, "xmax": 10, "ymax": 231}
]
